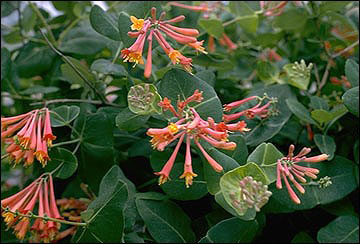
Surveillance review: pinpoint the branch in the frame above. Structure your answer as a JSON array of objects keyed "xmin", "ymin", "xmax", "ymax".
[
  {"xmin": 331, "ymin": 40, "xmax": 359, "ymax": 58},
  {"xmin": 28, "ymin": 2, "xmax": 56, "ymax": 45},
  {"xmin": 1, "ymin": 206, "xmax": 87, "ymax": 227},
  {"xmin": 317, "ymin": 58, "xmax": 333, "ymax": 95}
]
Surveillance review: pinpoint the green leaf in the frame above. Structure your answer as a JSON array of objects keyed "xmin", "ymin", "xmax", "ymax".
[
  {"xmin": 319, "ymin": 1, "xmax": 351, "ymax": 14},
  {"xmin": 220, "ymin": 134, "xmax": 248, "ymax": 165},
  {"xmin": 135, "ymin": 193, "xmax": 196, "ymax": 243},
  {"xmin": 22, "ymin": 4, "xmax": 37, "ymax": 32},
  {"xmin": 198, "ymin": 19, "xmax": 224, "ymax": 39},
  {"xmin": 247, "ymin": 143, "xmax": 283, "ymax": 183},
  {"xmin": 117, "ymin": 12, "xmax": 134, "ymax": 48},
  {"xmin": 115, "ymin": 107, "xmax": 150, "ymax": 131},
  {"xmin": 220, "ymin": 162, "xmax": 270, "ymax": 216},
  {"xmin": 256, "ymin": 60, "xmax": 281, "ymax": 84},
  {"xmin": 90, "ymin": 59, "xmax": 127, "ymax": 77},
  {"xmin": 311, "ymin": 109, "xmax": 334, "ymax": 125},
  {"xmin": 15, "ymin": 44, "xmax": 55, "ymax": 78},
  {"xmin": 198, "ymin": 217, "xmax": 259, "ymax": 243},
  {"xmin": 74, "ymin": 166, "xmax": 128, "ymax": 243},
  {"xmin": 1, "ymin": 47, "xmax": 11, "ymax": 82},
  {"xmin": 75, "ymin": 110, "xmax": 115, "ymax": 193},
  {"xmin": 345, "ymin": 59, "xmax": 359, "ymax": 87},
  {"xmin": 60, "ymin": 56, "xmax": 96, "ymax": 85},
  {"xmin": 50, "ymin": 105, "xmax": 80, "ymax": 127},
  {"xmin": 309, "ymin": 96, "xmax": 329, "ymax": 111},
  {"xmin": 354, "ymin": 140, "xmax": 359, "ymax": 164},
  {"xmin": 273, "ymin": 9, "xmax": 308, "ymax": 30},
  {"xmin": 1, "ymin": 1, "xmax": 18, "ymax": 17},
  {"xmin": 150, "ymin": 150, "xmax": 208, "ymax": 201},
  {"xmin": 317, "ymin": 216, "xmax": 359, "ymax": 243},
  {"xmin": 128, "ymin": 83, "xmax": 162, "ymax": 115},
  {"xmin": 20, "ymin": 85, "xmax": 59, "ymax": 95},
  {"xmin": 265, "ymin": 156, "xmax": 359, "ymax": 212},
  {"xmin": 286, "ymin": 98, "xmax": 318, "ymax": 125},
  {"xmin": 245, "ymin": 84, "xmax": 296, "ymax": 146},
  {"xmin": 200, "ymin": 147, "xmax": 240, "ymax": 195},
  {"xmin": 157, "ymin": 68, "xmax": 223, "ymax": 122},
  {"xmin": 89, "ymin": 5, "xmax": 120, "ymax": 41},
  {"xmin": 45, "ymin": 147, "xmax": 78, "ymax": 179},
  {"xmin": 314, "ymin": 134, "xmax": 336, "ymax": 160},
  {"xmin": 228, "ymin": 2, "xmax": 258, "ymax": 33},
  {"xmin": 342, "ymin": 87, "xmax": 359, "ymax": 117}
]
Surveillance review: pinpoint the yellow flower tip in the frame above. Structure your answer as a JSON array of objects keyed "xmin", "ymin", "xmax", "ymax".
[
  {"xmin": 168, "ymin": 50, "xmax": 182, "ymax": 64},
  {"xmin": 130, "ymin": 16, "xmax": 144, "ymax": 30},
  {"xmin": 2, "ymin": 212, "xmax": 15, "ymax": 224},
  {"xmin": 179, "ymin": 172, "xmax": 198, "ymax": 188},
  {"xmin": 167, "ymin": 123, "xmax": 179, "ymax": 134},
  {"xmin": 158, "ymin": 174, "xmax": 170, "ymax": 185}
]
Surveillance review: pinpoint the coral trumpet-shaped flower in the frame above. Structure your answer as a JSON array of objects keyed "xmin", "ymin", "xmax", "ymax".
[
  {"xmin": 155, "ymin": 134, "xmax": 185, "ymax": 185},
  {"xmin": 179, "ymin": 135, "xmax": 198, "ymax": 188},
  {"xmin": 43, "ymin": 108, "xmax": 56, "ymax": 147}
]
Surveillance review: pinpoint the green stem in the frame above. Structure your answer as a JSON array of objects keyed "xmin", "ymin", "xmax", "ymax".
[
  {"xmin": 49, "ymin": 162, "xmax": 65, "ymax": 175},
  {"xmin": 52, "ymin": 138, "xmax": 81, "ymax": 148},
  {"xmin": 29, "ymin": 1, "xmax": 57, "ymax": 45}
]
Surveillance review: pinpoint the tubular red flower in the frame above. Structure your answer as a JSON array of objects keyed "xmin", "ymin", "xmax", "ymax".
[
  {"xmin": 195, "ymin": 140, "xmax": 223, "ymax": 172},
  {"xmin": 144, "ymin": 30, "xmax": 154, "ymax": 78},
  {"xmin": 223, "ymin": 96, "xmax": 258, "ymax": 112},
  {"xmin": 162, "ymin": 23, "xmax": 199, "ymax": 37},
  {"xmin": 208, "ymin": 35, "xmax": 216, "ymax": 52},
  {"xmin": 168, "ymin": 2, "xmax": 209, "ymax": 12},
  {"xmin": 282, "ymin": 171, "xmax": 301, "ymax": 204},
  {"xmin": 221, "ymin": 33, "xmax": 237, "ymax": 51},
  {"xmin": 43, "ymin": 108, "xmax": 56, "ymax": 147},
  {"xmin": 179, "ymin": 135, "xmax": 198, "ymax": 188},
  {"xmin": 154, "ymin": 133, "xmax": 185, "ymax": 185},
  {"xmin": 159, "ymin": 25, "xmax": 198, "ymax": 44},
  {"xmin": 163, "ymin": 15, "xmax": 186, "ymax": 23}
]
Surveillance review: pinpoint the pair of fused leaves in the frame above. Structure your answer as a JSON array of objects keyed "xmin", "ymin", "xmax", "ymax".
[{"xmin": 257, "ymin": 59, "xmax": 313, "ymax": 90}]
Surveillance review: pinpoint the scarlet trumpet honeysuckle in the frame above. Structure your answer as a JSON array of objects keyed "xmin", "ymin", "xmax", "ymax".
[
  {"xmin": 1, "ymin": 174, "xmax": 62, "ymax": 242},
  {"xmin": 1, "ymin": 108, "xmax": 56, "ymax": 167},
  {"xmin": 276, "ymin": 144, "xmax": 329, "ymax": 204},
  {"xmin": 260, "ymin": 1, "xmax": 303, "ymax": 17},
  {"xmin": 147, "ymin": 90, "xmax": 250, "ymax": 187},
  {"xmin": 121, "ymin": 7, "xmax": 207, "ymax": 78}
]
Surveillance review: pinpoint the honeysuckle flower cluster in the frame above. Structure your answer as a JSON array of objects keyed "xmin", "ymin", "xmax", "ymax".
[
  {"xmin": 222, "ymin": 95, "xmax": 278, "ymax": 123},
  {"xmin": 1, "ymin": 108, "xmax": 56, "ymax": 167},
  {"xmin": 168, "ymin": 1, "xmax": 238, "ymax": 53},
  {"xmin": 276, "ymin": 144, "xmax": 329, "ymax": 204},
  {"xmin": 121, "ymin": 7, "xmax": 207, "ymax": 78},
  {"xmin": 1, "ymin": 174, "xmax": 62, "ymax": 242},
  {"xmin": 330, "ymin": 76, "xmax": 351, "ymax": 88},
  {"xmin": 230, "ymin": 176, "xmax": 272, "ymax": 213},
  {"xmin": 147, "ymin": 90, "xmax": 251, "ymax": 187}
]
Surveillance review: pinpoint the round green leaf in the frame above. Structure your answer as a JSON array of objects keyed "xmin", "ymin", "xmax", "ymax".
[
  {"xmin": 286, "ymin": 98, "xmax": 318, "ymax": 125},
  {"xmin": 220, "ymin": 162, "xmax": 270, "ymax": 216},
  {"xmin": 45, "ymin": 147, "xmax": 78, "ymax": 179},
  {"xmin": 89, "ymin": 5, "xmax": 120, "ymax": 41},
  {"xmin": 199, "ymin": 217, "xmax": 259, "ymax": 243},
  {"xmin": 342, "ymin": 87, "xmax": 359, "ymax": 117},
  {"xmin": 50, "ymin": 105, "xmax": 80, "ymax": 127},
  {"xmin": 128, "ymin": 83, "xmax": 162, "ymax": 115},
  {"xmin": 314, "ymin": 134, "xmax": 336, "ymax": 160},
  {"xmin": 115, "ymin": 107, "xmax": 150, "ymax": 131},
  {"xmin": 345, "ymin": 59, "xmax": 359, "ymax": 87},
  {"xmin": 247, "ymin": 142, "xmax": 284, "ymax": 183}
]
